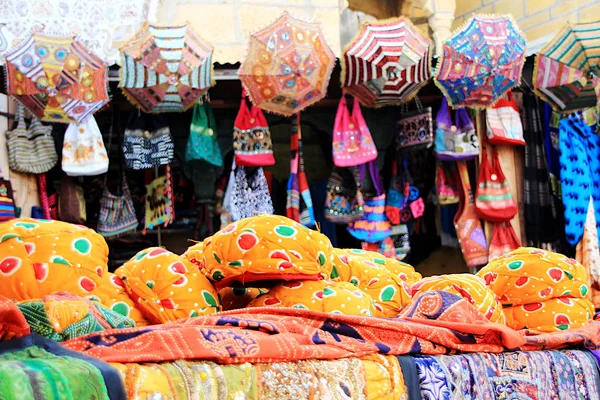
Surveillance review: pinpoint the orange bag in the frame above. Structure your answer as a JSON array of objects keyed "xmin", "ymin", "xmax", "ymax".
[{"xmin": 455, "ymin": 161, "xmax": 489, "ymax": 268}]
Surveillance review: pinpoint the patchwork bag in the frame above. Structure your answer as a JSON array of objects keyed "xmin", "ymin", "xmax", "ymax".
[
  {"xmin": 233, "ymin": 89, "xmax": 275, "ymax": 167},
  {"xmin": 486, "ymin": 91, "xmax": 525, "ymax": 146},
  {"xmin": 123, "ymin": 111, "xmax": 174, "ymax": 170},
  {"xmin": 474, "ymin": 143, "xmax": 518, "ymax": 223},
  {"xmin": 386, "ymin": 159, "xmax": 424, "ymax": 225},
  {"xmin": 6, "ymin": 105, "xmax": 57, "ymax": 174},
  {"xmin": 185, "ymin": 98, "xmax": 223, "ymax": 167},
  {"xmin": 455, "ymin": 161, "xmax": 488, "ymax": 268},
  {"xmin": 434, "ymin": 97, "xmax": 480, "ymax": 160},
  {"xmin": 62, "ymin": 116, "xmax": 109, "ymax": 176},
  {"xmin": 144, "ymin": 173, "xmax": 174, "ymax": 232},
  {"xmin": 0, "ymin": 169, "xmax": 16, "ymax": 221},
  {"xmin": 347, "ymin": 161, "xmax": 392, "ymax": 243},
  {"xmin": 324, "ymin": 167, "xmax": 364, "ymax": 224},
  {"xmin": 97, "ymin": 175, "xmax": 139, "ymax": 238},
  {"xmin": 395, "ymin": 97, "xmax": 433, "ymax": 152},
  {"xmin": 332, "ymin": 95, "xmax": 378, "ymax": 167}
]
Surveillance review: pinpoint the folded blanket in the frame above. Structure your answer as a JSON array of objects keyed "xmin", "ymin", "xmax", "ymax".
[{"xmin": 59, "ymin": 290, "xmax": 600, "ymax": 364}]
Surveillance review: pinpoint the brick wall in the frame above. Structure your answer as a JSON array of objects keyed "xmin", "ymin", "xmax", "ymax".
[
  {"xmin": 453, "ymin": 0, "xmax": 600, "ymax": 50},
  {"xmin": 168, "ymin": 0, "xmax": 340, "ymax": 63}
]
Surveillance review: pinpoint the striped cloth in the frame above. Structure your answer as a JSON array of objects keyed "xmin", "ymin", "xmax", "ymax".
[{"xmin": 534, "ymin": 20, "xmax": 600, "ymax": 112}]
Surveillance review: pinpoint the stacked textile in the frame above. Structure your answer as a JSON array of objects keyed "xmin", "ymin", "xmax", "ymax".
[{"xmin": 478, "ymin": 247, "xmax": 593, "ymax": 332}]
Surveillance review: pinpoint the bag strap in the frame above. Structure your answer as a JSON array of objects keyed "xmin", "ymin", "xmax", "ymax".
[
  {"xmin": 456, "ymin": 161, "xmax": 473, "ymax": 203},
  {"xmin": 205, "ymin": 97, "xmax": 217, "ymax": 132},
  {"xmin": 352, "ymin": 95, "xmax": 369, "ymax": 134},
  {"xmin": 455, "ymin": 107, "xmax": 472, "ymax": 130},
  {"xmin": 360, "ymin": 160, "xmax": 384, "ymax": 196},
  {"xmin": 14, "ymin": 104, "xmax": 27, "ymax": 130},
  {"xmin": 436, "ymin": 97, "xmax": 452, "ymax": 126}
]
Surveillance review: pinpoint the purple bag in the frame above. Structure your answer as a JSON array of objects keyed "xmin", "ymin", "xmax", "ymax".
[{"xmin": 434, "ymin": 97, "xmax": 480, "ymax": 160}]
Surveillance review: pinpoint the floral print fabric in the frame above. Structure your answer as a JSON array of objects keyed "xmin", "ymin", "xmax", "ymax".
[
  {"xmin": 115, "ymin": 247, "xmax": 220, "ymax": 324},
  {"xmin": 477, "ymin": 247, "xmax": 589, "ymax": 305},
  {"xmin": 248, "ymin": 280, "xmax": 376, "ymax": 316},
  {"xmin": 410, "ymin": 274, "xmax": 505, "ymax": 324},
  {"xmin": 0, "ymin": 218, "xmax": 108, "ymax": 300},
  {"xmin": 184, "ymin": 215, "xmax": 334, "ymax": 289}
]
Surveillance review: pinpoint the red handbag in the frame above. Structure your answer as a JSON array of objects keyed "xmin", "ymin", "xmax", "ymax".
[
  {"xmin": 488, "ymin": 221, "xmax": 521, "ymax": 261},
  {"xmin": 455, "ymin": 161, "xmax": 489, "ymax": 268},
  {"xmin": 233, "ymin": 89, "xmax": 275, "ymax": 167},
  {"xmin": 474, "ymin": 138, "xmax": 518, "ymax": 222}
]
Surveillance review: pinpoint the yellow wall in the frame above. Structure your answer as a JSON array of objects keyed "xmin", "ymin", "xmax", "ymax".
[
  {"xmin": 453, "ymin": 0, "xmax": 600, "ymax": 46},
  {"xmin": 168, "ymin": 0, "xmax": 340, "ymax": 63}
]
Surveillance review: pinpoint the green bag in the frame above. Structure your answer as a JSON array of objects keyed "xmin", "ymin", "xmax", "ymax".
[{"xmin": 185, "ymin": 99, "xmax": 223, "ymax": 167}]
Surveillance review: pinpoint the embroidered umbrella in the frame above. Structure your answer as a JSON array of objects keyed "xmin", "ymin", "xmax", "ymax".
[
  {"xmin": 434, "ymin": 14, "xmax": 526, "ymax": 108},
  {"xmin": 534, "ymin": 20, "xmax": 600, "ymax": 112},
  {"xmin": 341, "ymin": 17, "xmax": 432, "ymax": 108},
  {"xmin": 239, "ymin": 12, "xmax": 336, "ymax": 116},
  {"xmin": 5, "ymin": 33, "xmax": 109, "ymax": 124},
  {"xmin": 120, "ymin": 23, "xmax": 214, "ymax": 113}
]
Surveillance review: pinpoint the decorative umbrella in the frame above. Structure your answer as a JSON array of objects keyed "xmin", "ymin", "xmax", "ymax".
[
  {"xmin": 434, "ymin": 15, "xmax": 526, "ymax": 108},
  {"xmin": 239, "ymin": 12, "xmax": 336, "ymax": 116},
  {"xmin": 5, "ymin": 33, "xmax": 109, "ymax": 124},
  {"xmin": 534, "ymin": 20, "xmax": 600, "ymax": 112},
  {"xmin": 341, "ymin": 17, "xmax": 432, "ymax": 108},
  {"xmin": 120, "ymin": 23, "xmax": 214, "ymax": 113}
]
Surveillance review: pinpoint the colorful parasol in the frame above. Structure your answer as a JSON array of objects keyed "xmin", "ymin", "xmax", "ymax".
[
  {"xmin": 534, "ymin": 20, "xmax": 600, "ymax": 112},
  {"xmin": 120, "ymin": 23, "xmax": 214, "ymax": 113},
  {"xmin": 341, "ymin": 17, "xmax": 432, "ymax": 108},
  {"xmin": 239, "ymin": 12, "xmax": 336, "ymax": 116},
  {"xmin": 5, "ymin": 33, "xmax": 109, "ymax": 124},
  {"xmin": 434, "ymin": 14, "xmax": 526, "ymax": 108}
]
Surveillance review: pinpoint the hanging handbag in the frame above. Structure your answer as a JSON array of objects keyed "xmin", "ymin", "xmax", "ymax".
[
  {"xmin": 455, "ymin": 161, "xmax": 488, "ymax": 268},
  {"xmin": 386, "ymin": 158, "xmax": 423, "ymax": 225},
  {"xmin": 395, "ymin": 96, "xmax": 433, "ymax": 152},
  {"xmin": 233, "ymin": 89, "xmax": 275, "ymax": 167},
  {"xmin": 332, "ymin": 95, "xmax": 378, "ymax": 167},
  {"xmin": 123, "ymin": 111, "xmax": 174, "ymax": 170},
  {"xmin": 185, "ymin": 98, "xmax": 223, "ymax": 167},
  {"xmin": 474, "ymin": 138, "xmax": 518, "ymax": 222},
  {"xmin": 62, "ymin": 116, "xmax": 109, "ymax": 176},
  {"xmin": 488, "ymin": 221, "xmax": 521, "ymax": 261},
  {"xmin": 324, "ymin": 167, "xmax": 364, "ymax": 224},
  {"xmin": 434, "ymin": 98, "xmax": 480, "ymax": 160},
  {"xmin": 97, "ymin": 110, "xmax": 139, "ymax": 238},
  {"xmin": 347, "ymin": 160, "xmax": 392, "ymax": 243},
  {"xmin": 435, "ymin": 162, "xmax": 460, "ymax": 205},
  {"xmin": 0, "ymin": 168, "xmax": 16, "ymax": 221},
  {"xmin": 6, "ymin": 105, "xmax": 57, "ymax": 174},
  {"xmin": 36, "ymin": 173, "xmax": 58, "ymax": 220},
  {"xmin": 230, "ymin": 166, "xmax": 274, "ymax": 222},
  {"xmin": 144, "ymin": 171, "xmax": 174, "ymax": 232},
  {"xmin": 286, "ymin": 115, "xmax": 315, "ymax": 227},
  {"xmin": 486, "ymin": 91, "xmax": 525, "ymax": 146},
  {"xmin": 58, "ymin": 174, "xmax": 86, "ymax": 224}
]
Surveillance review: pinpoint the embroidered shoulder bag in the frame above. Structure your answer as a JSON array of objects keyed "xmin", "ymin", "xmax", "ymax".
[
  {"xmin": 474, "ymin": 137, "xmax": 518, "ymax": 222},
  {"xmin": 123, "ymin": 111, "xmax": 174, "ymax": 170},
  {"xmin": 396, "ymin": 96, "xmax": 433, "ymax": 152},
  {"xmin": 486, "ymin": 91, "xmax": 525, "ymax": 146},
  {"xmin": 324, "ymin": 167, "xmax": 364, "ymax": 224},
  {"xmin": 233, "ymin": 89, "xmax": 275, "ymax": 167},
  {"xmin": 229, "ymin": 166, "xmax": 274, "ymax": 222},
  {"xmin": 347, "ymin": 160, "xmax": 392, "ymax": 243},
  {"xmin": 332, "ymin": 95, "xmax": 377, "ymax": 167},
  {"xmin": 434, "ymin": 98, "xmax": 480, "ymax": 160},
  {"xmin": 455, "ymin": 161, "xmax": 488, "ymax": 268},
  {"xmin": 62, "ymin": 116, "xmax": 109, "ymax": 176},
  {"xmin": 185, "ymin": 97, "xmax": 223, "ymax": 167}
]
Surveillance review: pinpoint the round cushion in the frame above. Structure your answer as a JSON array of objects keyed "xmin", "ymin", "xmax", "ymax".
[{"xmin": 503, "ymin": 297, "xmax": 594, "ymax": 332}]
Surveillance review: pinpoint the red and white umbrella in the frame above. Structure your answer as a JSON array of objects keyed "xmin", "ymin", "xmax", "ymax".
[{"xmin": 342, "ymin": 17, "xmax": 432, "ymax": 108}]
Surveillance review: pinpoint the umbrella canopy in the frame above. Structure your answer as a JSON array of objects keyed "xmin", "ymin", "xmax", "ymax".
[
  {"xmin": 342, "ymin": 17, "xmax": 432, "ymax": 108},
  {"xmin": 239, "ymin": 12, "xmax": 336, "ymax": 116},
  {"xmin": 534, "ymin": 20, "xmax": 600, "ymax": 112},
  {"xmin": 120, "ymin": 23, "xmax": 214, "ymax": 113},
  {"xmin": 434, "ymin": 15, "xmax": 526, "ymax": 108},
  {"xmin": 5, "ymin": 33, "xmax": 109, "ymax": 124}
]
